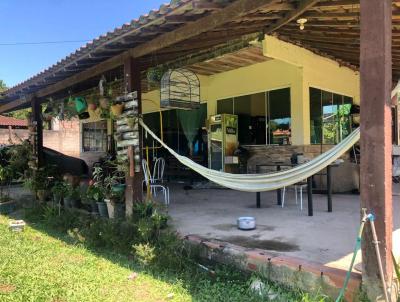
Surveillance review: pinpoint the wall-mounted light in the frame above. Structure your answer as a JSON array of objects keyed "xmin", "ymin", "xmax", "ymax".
[{"xmin": 297, "ymin": 18, "xmax": 308, "ymax": 30}]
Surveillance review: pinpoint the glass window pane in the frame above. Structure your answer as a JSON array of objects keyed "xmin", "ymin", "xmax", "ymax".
[
  {"xmin": 217, "ymin": 98, "xmax": 233, "ymax": 114},
  {"xmin": 82, "ymin": 121, "xmax": 107, "ymax": 152},
  {"xmin": 234, "ymin": 95, "xmax": 251, "ymax": 115},
  {"xmin": 321, "ymin": 91, "xmax": 337, "ymax": 144},
  {"xmin": 340, "ymin": 96, "xmax": 353, "ymax": 140},
  {"xmin": 310, "ymin": 88, "xmax": 353, "ymax": 145},
  {"xmin": 268, "ymin": 88, "xmax": 291, "ymax": 145}
]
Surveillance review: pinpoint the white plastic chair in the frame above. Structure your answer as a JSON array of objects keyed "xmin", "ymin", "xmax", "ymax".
[
  {"xmin": 142, "ymin": 159, "xmax": 170, "ymax": 206},
  {"xmin": 282, "ymin": 181, "xmax": 307, "ymax": 211},
  {"xmin": 152, "ymin": 157, "xmax": 165, "ymax": 184}
]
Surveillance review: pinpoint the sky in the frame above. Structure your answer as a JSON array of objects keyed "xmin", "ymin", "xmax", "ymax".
[{"xmin": 0, "ymin": 0, "xmax": 167, "ymax": 88}]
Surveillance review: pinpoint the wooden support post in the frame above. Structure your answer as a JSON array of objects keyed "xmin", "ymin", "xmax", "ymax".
[
  {"xmin": 31, "ymin": 96, "xmax": 43, "ymax": 167},
  {"xmin": 327, "ymin": 165, "xmax": 332, "ymax": 212},
  {"xmin": 124, "ymin": 57, "xmax": 143, "ymax": 217},
  {"xmin": 307, "ymin": 177, "xmax": 313, "ymax": 217},
  {"xmin": 360, "ymin": 0, "xmax": 394, "ymax": 300}
]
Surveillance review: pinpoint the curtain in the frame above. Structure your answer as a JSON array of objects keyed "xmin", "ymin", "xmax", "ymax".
[{"xmin": 176, "ymin": 105, "xmax": 206, "ymax": 155}]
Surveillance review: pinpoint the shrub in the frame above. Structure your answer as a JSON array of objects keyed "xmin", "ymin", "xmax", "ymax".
[{"xmin": 132, "ymin": 243, "xmax": 156, "ymax": 266}]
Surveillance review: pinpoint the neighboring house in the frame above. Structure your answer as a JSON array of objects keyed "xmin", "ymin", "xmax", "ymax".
[
  {"xmin": 0, "ymin": 115, "xmax": 28, "ymax": 146},
  {"xmin": 0, "ymin": 116, "xmax": 80, "ymax": 158}
]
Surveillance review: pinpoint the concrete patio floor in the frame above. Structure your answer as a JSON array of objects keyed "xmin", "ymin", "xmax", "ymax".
[{"xmin": 167, "ymin": 182, "xmax": 400, "ymax": 271}]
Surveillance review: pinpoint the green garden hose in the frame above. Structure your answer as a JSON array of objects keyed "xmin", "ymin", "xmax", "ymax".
[{"xmin": 335, "ymin": 211, "xmax": 370, "ymax": 302}]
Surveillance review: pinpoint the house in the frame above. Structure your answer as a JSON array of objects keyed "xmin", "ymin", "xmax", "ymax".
[
  {"xmin": 0, "ymin": 1, "xmax": 396, "ymax": 300},
  {"xmin": 0, "ymin": 115, "xmax": 80, "ymax": 157}
]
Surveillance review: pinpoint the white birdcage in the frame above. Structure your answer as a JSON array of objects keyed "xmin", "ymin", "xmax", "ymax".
[{"xmin": 160, "ymin": 68, "xmax": 200, "ymax": 110}]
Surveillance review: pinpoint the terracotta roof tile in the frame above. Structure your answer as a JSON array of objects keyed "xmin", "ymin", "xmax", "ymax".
[{"xmin": 0, "ymin": 115, "xmax": 27, "ymax": 127}]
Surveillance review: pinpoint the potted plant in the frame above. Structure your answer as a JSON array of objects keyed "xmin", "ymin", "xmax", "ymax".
[
  {"xmin": 63, "ymin": 183, "xmax": 80, "ymax": 208},
  {"xmin": 99, "ymin": 98, "xmax": 109, "ymax": 109},
  {"xmin": 110, "ymin": 101, "xmax": 125, "ymax": 117},
  {"xmin": 103, "ymin": 174, "xmax": 125, "ymax": 219},
  {"xmin": 81, "ymin": 180, "xmax": 103, "ymax": 214},
  {"xmin": 92, "ymin": 167, "xmax": 108, "ymax": 218},
  {"xmin": 147, "ymin": 66, "xmax": 166, "ymax": 84},
  {"xmin": 51, "ymin": 181, "xmax": 68, "ymax": 206},
  {"xmin": 23, "ymin": 167, "xmax": 52, "ymax": 203}
]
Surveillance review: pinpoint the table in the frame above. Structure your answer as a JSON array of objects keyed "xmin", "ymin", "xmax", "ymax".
[{"xmin": 255, "ymin": 162, "xmax": 335, "ymax": 216}]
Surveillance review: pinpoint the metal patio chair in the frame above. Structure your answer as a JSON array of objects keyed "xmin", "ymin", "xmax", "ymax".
[
  {"xmin": 282, "ymin": 181, "xmax": 307, "ymax": 211},
  {"xmin": 142, "ymin": 159, "xmax": 170, "ymax": 206},
  {"xmin": 152, "ymin": 157, "xmax": 166, "ymax": 184}
]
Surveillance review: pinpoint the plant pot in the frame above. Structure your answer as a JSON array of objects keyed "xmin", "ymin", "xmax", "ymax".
[
  {"xmin": 64, "ymin": 197, "xmax": 78, "ymax": 208},
  {"xmin": 99, "ymin": 98, "xmax": 109, "ymax": 109},
  {"xmin": 90, "ymin": 200, "xmax": 99, "ymax": 213},
  {"xmin": 104, "ymin": 199, "xmax": 115, "ymax": 219},
  {"xmin": 0, "ymin": 200, "xmax": 17, "ymax": 214},
  {"xmin": 112, "ymin": 184, "xmax": 126, "ymax": 194},
  {"xmin": 88, "ymin": 108, "xmax": 101, "ymax": 120},
  {"xmin": 97, "ymin": 201, "xmax": 108, "ymax": 218},
  {"xmin": 37, "ymin": 190, "xmax": 49, "ymax": 203},
  {"xmin": 111, "ymin": 104, "xmax": 124, "ymax": 117},
  {"xmin": 88, "ymin": 103, "xmax": 97, "ymax": 111},
  {"xmin": 114, "ymin": 203, "xmax": 125, "ymax": 219},
  {"xmin": 105, "ymin": 199, "xmax": 124, "ymax": 219}
]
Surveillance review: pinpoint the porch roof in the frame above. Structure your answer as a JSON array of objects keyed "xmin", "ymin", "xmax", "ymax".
[{"xmin": 1, "ymin": 0, "xmax": 399, "ymax": 113}]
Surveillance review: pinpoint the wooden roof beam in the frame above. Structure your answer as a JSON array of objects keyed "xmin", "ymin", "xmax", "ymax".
[
  {"xmin": 264, "ymin": 0, "xmax": 320, "ymax": 34},
  {"xmin": 130, "ymin": 0, "xmax": 277, "ymax": 58}
]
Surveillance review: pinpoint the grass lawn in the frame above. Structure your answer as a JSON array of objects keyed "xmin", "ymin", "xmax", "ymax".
[
  {"xmin": 0, "ymin": 210, "xmax": 333, "ymax": 302},
  {"xmin": 0, "ymin": 215, "xmax": 192, "ymax": 302}
]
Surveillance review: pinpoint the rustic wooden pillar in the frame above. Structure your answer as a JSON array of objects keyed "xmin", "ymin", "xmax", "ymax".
[
  {"xmin": 31, "ymin": 96, "xmax": 43, "ymax": 167},
  {"xmin": 124, "ymin": 57, "xmax": 143, "ymax": 216},
  {"xmin": 360, "ymin": 0, "xmax": 393, "ymax": 300}
]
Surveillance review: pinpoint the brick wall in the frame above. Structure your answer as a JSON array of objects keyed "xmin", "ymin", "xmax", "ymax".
[
  {"xmin": 0, "ymin": 119, "xmax": 80, "ymax": 158},
  {"xmin": 244, "ymin": 144, "xmax": 358, "ymax": 193}
]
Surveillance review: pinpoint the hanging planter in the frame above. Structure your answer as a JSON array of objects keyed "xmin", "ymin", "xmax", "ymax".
[
  {"xmin": 99, "ymin": 98, "xmax": 110, "ymax": 109},
  {"xmin": 88, "ymin": 107, "xmax": 101, "ymax": 120},
  {"xmin": 147, "ymin": 66, "xmax": 167, "ymax": 84},
  {"xmin": 111, "ymin": 103, "xmax": 125, "ymax": 117},
  {"xmin": 78, "ymin": 112, "xmax": 90, "ymax": 120},
  {"xmin": 74, "ymin": 97, "xmax": 87, "ymax": 114},
  {"xmin": 160, "ymin": 68, "xmax": 200, "ymax": 110}
]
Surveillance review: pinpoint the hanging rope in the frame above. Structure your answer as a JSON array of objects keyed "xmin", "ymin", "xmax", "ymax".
[{"xmin": 139, "ymin": 119, "xmax": 360, "ymax": 192}]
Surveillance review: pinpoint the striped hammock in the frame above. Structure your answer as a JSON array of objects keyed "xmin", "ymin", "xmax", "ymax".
[{"xmin": 140, "ymin": 120, "xmax": 360, "ymax": 192}]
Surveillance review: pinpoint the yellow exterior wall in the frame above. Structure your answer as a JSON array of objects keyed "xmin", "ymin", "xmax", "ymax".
[
  {"xmin": 142, "ymin": 59, "xmax": 304, "ymax": 144},
  {"xmin": 142, "ymin": 36, "xmax": 360, "ymax": 146},
  {"xmin": 263, "ymin": 35, "xmax": 360, "ymax": 144}
]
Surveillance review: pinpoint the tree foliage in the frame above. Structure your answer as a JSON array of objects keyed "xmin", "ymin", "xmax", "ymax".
[{"xmin": 0, "ymin": 80, "xmax": 7, "ymax": 93}]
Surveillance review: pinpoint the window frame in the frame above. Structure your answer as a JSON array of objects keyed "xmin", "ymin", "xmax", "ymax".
[
  {"xmin": 216, "ymin": 87, "xmax": 292, "ymax": 146},
  {"xmin": 309, "ymin": 87, "xmax": 354, "ymax": 145},
  {"xmin": 81, "ymin": 120, "xmax": 108, "ymax": 153}
]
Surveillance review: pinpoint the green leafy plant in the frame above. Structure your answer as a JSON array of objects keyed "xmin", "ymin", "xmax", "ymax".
[
  {"xmin": 133, "ymin": 200, "xmax": 154, "ymax": 218},
  {"xmin": 83, "ymin": 184, "xmax": 104, "ymax": 204},
  {"xmin": 5, "ymin": 140, "xmax": 32, "ymax": 180},
  {"xmin": 132, "ymin": 243, "xmax": 156, "ymax": 266},
  {"xmin": 23, "ymin": 166, "xmax": 54, "ymax": 193},
  {"xmin": 146, "ymin": 66, "xmax": 167, "ymax": 84},
  {"xmin": 65, "ymin": 183, "xmax": 80, "ymax": 200},
  {"xmin": 0, "ymin": 165, "xmax": 12, "ymax": 203},
  {"xmin": 392, "ymin": 252, "xmax": 400, "ymax": 301},
  {"xmin": 51, "ymin": 181, "xmax": 68, "ymax": 199}
]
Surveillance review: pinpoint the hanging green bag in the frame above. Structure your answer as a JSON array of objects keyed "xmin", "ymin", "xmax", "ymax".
[{"xmin": 75, "ymin": 97, "xmax": 87, "ymax": 114}]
